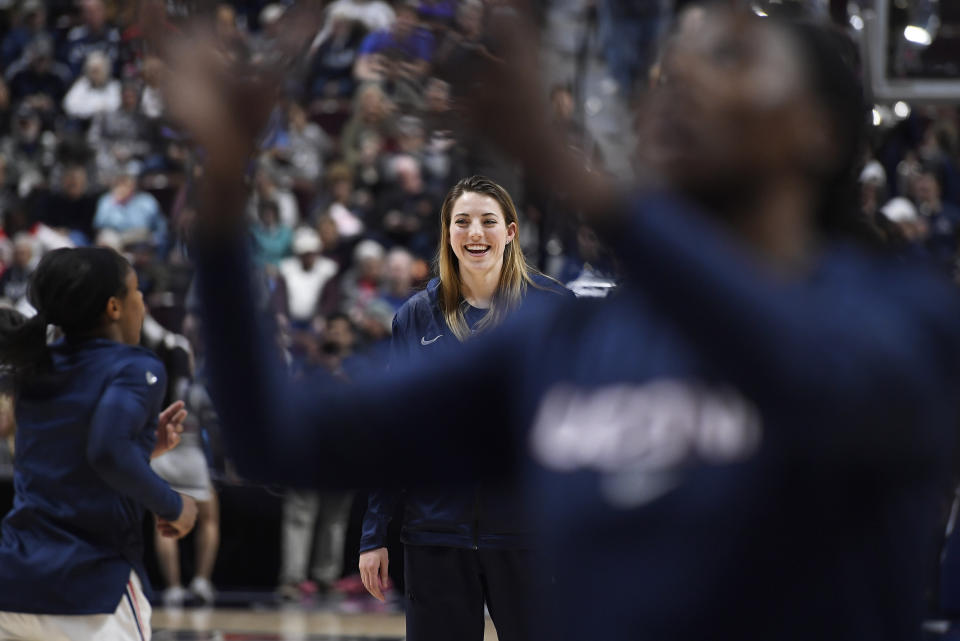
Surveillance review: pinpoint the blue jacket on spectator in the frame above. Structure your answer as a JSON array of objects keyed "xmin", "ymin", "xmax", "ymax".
[
  {"xmin": 360, "ymin": 274, "xmax": 572, "ymax": 553},
  {"xmin": 93, "ymin": 190, "xmax": 168, "ymax": 249},
  {"xmin": 358, "ymin": 27, "xmax": 434, "ymax": 63}
]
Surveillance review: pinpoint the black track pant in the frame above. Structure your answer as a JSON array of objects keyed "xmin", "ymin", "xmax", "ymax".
[{"xmin": 404, "ymin": 544, "xmax": 534, "ymax": 641}]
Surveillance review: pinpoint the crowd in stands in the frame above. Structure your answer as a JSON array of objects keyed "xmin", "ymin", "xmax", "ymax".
[
  {"xmin": 862, "ymin": 105, "xmax": 960, "ymax": 278},
  {"xmin": 0, "ymin": 0, "xmax": 624, "ymax": 366},
  {"xmin": 1, "ymin": 0, "xmax": 960, "ymax": 604}
]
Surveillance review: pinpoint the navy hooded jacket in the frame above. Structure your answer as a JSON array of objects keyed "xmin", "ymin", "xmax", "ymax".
[{"xmin": 360, "ymin": 274, "xmax": 572, "ymax": 552}]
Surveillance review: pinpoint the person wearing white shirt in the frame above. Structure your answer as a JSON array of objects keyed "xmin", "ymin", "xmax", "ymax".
[
  {"xmin": 63, "ymin": 51, "xmax": 119, "ymax": 119},
  {"xmin": 279, "ymin": 227, "xmax": 339, "ymax": 327}
]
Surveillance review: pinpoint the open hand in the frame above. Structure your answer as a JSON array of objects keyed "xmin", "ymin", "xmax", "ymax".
[{"xmin": 152, "ymin": 400, "xmax": 187, "ymax": 459}]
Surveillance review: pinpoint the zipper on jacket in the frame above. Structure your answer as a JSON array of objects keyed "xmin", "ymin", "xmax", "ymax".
[{"xmin": 472, "ymin": 484, "xmax": 481, "ymax": 550}]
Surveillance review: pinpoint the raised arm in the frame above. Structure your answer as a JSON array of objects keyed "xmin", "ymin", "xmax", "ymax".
[{"xmin": 193, "ymin": 236, "xmax": 524, "ymax": 489}]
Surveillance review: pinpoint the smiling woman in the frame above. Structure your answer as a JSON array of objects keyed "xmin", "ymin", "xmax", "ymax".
[
  {"xmin": 436, "ymin": 175, "xmax": 545, "ymax": 341},
  {"xmin": 357, "ymin": 176, "xmax": 572, "ymax": 641}
]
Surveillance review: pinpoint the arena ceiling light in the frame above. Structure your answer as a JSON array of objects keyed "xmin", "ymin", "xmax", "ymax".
[{"xmin": 903, "ymin": 25, "xmax": 933, "ymax": 45}]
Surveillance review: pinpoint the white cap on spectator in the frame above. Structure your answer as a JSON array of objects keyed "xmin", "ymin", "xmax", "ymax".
[
  {"xmin": 859, "ymin": 160, "xmax": 886, "ymax": 185},
  {"xmin": 260, "ymin": 3, "xmax": 285, "ymax": 25},
  {"xmin": 292, "ymin": 226, "xmax": 322, "ymax": 255},
  {"xmin": 880, "ymin": 197, "xmax": 919, "ymax": 223},
  {"xmin": 353, "ymin": 239, "xmax": 385, "ymax": 263}
]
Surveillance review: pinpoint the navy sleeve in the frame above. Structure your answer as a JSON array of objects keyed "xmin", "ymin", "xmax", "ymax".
[
  {"xmin": 610, "ymin": 193, "xmax": 960, "ymax": 462},
  {"xmin": 86, "ymin": 360, "xmax": 184, "ymax": 521},
  {"xmin": 194, "ymin": 235, "xmax": 522, "ymax": 489},
  {"xmin": 359, "ymin": 489, "xmax": 400, "ymax": 552},
  {"xmin": 359, "ymin": 303, "xmax": 416, "ymax": 549}
]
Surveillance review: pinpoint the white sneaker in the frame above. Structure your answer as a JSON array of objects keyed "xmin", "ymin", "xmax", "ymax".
[
  {"xmin": 189, "ymin": 576, "xmax": 215, "ymax": 606},
  {"xmin": 162, "ymin": 585, "xmax": 188, "ymax": 608}
]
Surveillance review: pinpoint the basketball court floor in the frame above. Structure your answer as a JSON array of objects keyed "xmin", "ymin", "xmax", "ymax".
[{"xmin": 152, "ymin": 599, "xmax": 499, "ymax": 641}]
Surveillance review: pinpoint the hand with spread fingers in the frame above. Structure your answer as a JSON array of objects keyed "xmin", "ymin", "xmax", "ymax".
[{"xmin": 152, "ymin": 400, "xmax": 188, "ymax": 460}]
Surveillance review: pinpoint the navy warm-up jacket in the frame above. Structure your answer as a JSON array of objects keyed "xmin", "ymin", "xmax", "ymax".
[
  {"xmin": 360, "ymin": 275, "xmax": 572, "ymax": 553},
  {"xmin": 196, "ymin": 192, "xmax": 960, "ymax": 641},
  {"xmin": 0, "ymin": 339, "xmax": 181, "ymax": 614}
]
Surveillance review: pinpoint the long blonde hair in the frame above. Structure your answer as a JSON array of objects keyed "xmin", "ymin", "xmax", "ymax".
[{"xmin": 436, "ymin": 175, "xmax": 537, "ymax": 341}]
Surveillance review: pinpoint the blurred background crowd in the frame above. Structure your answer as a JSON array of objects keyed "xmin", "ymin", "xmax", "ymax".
[{"xmin": 0, "ymin": 0, "xmax": 958, "ymax": 612}]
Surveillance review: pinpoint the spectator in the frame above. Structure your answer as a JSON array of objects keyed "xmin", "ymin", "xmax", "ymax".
[
  {"xmin": 336, "ymin": 237, "xmax": 384, "ymax": 317},
  {"xmin": 595, "ymin": 0, "xmax": 665, "ymax": 99},
  {"xmin": 251, "ymin": 199, "xmax": 293, "ymax": 267},
  {"xmin": 311, "ymin": 162, "xmax": 364, "ymax": 238},
  {"xmin": 92, "ymin": 162, "xmax": 167, "ymax": 250},
  {"xmin": 278, "ymin": 486, "xmax": 354, "ymax": 599},
  {"xmin": 32, "ymin": 163, "xmax": 99, "ymax": 244},
  {"xmin": 859, "ymin": 159, "xmax": 887, "ymax": 221},
  {"xmin": 550, "ymin": 84, "xmax": 603, "ymax": 169},
  {"xmin": 912, "ymin": 165, "xmax": 960, "ymax": 271},
  {"xmin": 140, "ymin": 56, "xmax": 165, "ymax": 119},
  {"xmin": 353, "ymin": 131, "xmax": 387, "ymax": 207},
  {"xmin": 433, "ymin": 0, "xmax": 495, "ymax": 82},
  {"xmin": 63, "ymin": 51, "xmax": 121, "ymax": 121},
  {"xmin": 59, "ymin": 0, "xmax": 120, "ymax": 81},
  {"xmin": 279, "ymin": 226, "xmax": 339, "ymax": 328},
  {"xmin": 340, "ymin": 82, "xmax": 395, "ymax": 168},
  {"xmin": 275, "ymin": 100, "xmax": 333, "ymax": 191},
  {"xmin": 315, "ymin": 212, "xmax": 354, "ymax": 272},
  {"xmin": 353, "ymin": 3, "xmax": 434, "ymax": 107},
  {"xmin": 0, "ymin": 78, "xmax": 11, "ymax": 137},
  {"xmin": 376, "ymin": 246, "xmax": 414, "ymax": 311},
  {"xmin": 374, "ymin": 154, "xmax": 438, "ymax": 255},
  {"xmin": 305, "ymin": 17, "xmax": 365, "ymax": 102},
  {"xmin": 0, "ymin": 155, "xmax": 16, "ymax": 229},
  {"xmin": 1, "ymin": 0, "xmax": 49, "ymax": 71},
  {"xmin": 6, "ymin": 35, "xmax": 69, "ymax": 117},
  {"xmin": 1, "ymin": 104, "xmax": 50, "ymax": 194},
  {"xmin": 420, "ymin": 77, "xmax": 452, "ymax": 130},
  {"xmin": 88, "ymin": 81, "xmax": 152, "ymax": 182},
  {"xmin": 214, "ymin": 4, "xmax": 246, "ymax": 58},
  {"xmin": 249, "ymin": 164, "xmax": 300, "ymax": 229},
  {"xmin": 145, "ymin": 317, "xmax": 221, "ymax": 609},
  {"xmin": 318, "ymin": 312, "xmax": 367, "ymax": 375},
  {"xmin": 0, "ymin": 233, "xmax": 36, "ymax": 306}
]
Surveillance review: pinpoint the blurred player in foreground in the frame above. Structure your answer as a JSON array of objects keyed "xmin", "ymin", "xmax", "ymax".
[
  {"xmin": 162, "ymin": 3, "xmax": 960, "ymax": 639},
  {"xmin": 0, "ymin": 247, "xmax": 197, "ymax": 640}
]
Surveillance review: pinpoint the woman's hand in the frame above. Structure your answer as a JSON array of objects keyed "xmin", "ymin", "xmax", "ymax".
[
  {"xmin": 157, "ymin": 493, "xmax": 199, "ymax": 539},
  {"xmin": 152, "ymin": 400, "xmax": 187, "ymax": 459},
  {"xmin": 359, "ymin": 547, "xmax": 391, "ymax": 602}
]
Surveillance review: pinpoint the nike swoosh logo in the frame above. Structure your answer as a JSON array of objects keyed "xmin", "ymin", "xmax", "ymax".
[
  {"xmin": 146, "ymin": 371, "xmax": 158, "ymax": 385},
  {"xmin": 421, "ymin": 335, "xmax": 443, "ymax": 345}
]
